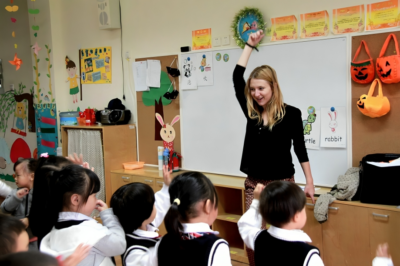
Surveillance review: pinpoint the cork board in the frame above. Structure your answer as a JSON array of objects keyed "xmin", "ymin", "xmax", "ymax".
[
  {"xmin": 352, "ymin": 32, "xmax": 400, "ymax": 166},
  {"xmin": 136, "ymin": 55, "xmax": 181, "ymax": 165}
]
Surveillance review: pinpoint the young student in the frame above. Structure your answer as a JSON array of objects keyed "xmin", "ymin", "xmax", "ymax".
[
  {"xmin": 0, "ymin": 214, "xmax": 29, "ymax": 255},
  {"xmin": 147, "ymin": 171, "xmax": 231, "ymax": 266},
  {"xmin": 110, "ymin": 165, "xmax": 172, "ymax": 266},
  {"xmin": 36, "ymin": 164, "xmax": 126, "ymax": 266},
  {"xmin": 373, "ymin": 243, "xmax": 394, "ymax": 266},
  {"xmin": 238, "ymin": 182, "xmax": 324, "ymax": 266}
]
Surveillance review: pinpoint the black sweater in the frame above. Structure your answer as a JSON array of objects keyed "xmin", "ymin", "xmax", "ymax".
[{"xmin": 233, "ymin": 64, "xmax": 308, "ymax": 180}]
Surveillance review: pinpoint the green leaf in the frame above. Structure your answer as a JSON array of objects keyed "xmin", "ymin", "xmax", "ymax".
[
  {"xmin": 52, "ymin": 99, "xmax": 55, "ymax": 102},
  {"xmin": 39, "ymin": 89, "xmax": 41, "ymax": 92},
  {"xmin": 50, "ymin": 64, "xmax": 52, "ymax": 68},
  {"xmin": 35, "ymin": 95, "xmax": 38, "ymax": 98},
  {"xmin": 45, "ymin": 45, "xmax": 48, "ymax": 49},
  {"xmin": 34, "ymin": 81, "xmax": 37, "ymax": 85},
  {"xmin": 49, "ymin": 49, "xmax": 51, "ymax": 53},
  {"xmin": 37, "ymin": 59, "xmax": 40, "ymax": 63},
  {"xmin": 33, "ymin": 66, "xmax": 36, "ymax": 70},
  {"xmin": 38, "ymin": 73, "xmax": 41, "ymax": 77},
  {"xmin": 48, "ymin": 91, "xmax": 52, "ymax": 95},
  {"xmin": 47, "ymin": 74, "xmax": 50, "ymax": 78},
  {"xmin": 39, "ymin": 100, "xmax": 42, "ymax": 103},
  {"xmin": 45, "ymin": 58, "xmax": 49, "ymax": 61}
]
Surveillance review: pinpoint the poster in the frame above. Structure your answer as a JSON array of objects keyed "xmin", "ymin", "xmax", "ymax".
[
  {"xmin": 195, "ymin": 52, "xmax": 213, "ymax": 86},
  {"xmin": 270, "ymin": 15, "xmax": 298, "ymax": 41},
  {"xmin": 181, "ymin": 55, "xmax": 197, "ymax": 90},
  {"xmin": 301, "ymin": 107, "xmax": 320, "ymax": 150},
  {"xmin": 300, "ymin": 10, "xmax": 330, "ymax": 38},
  {"xmin": 320, "ymin": 107, "xmax": 346, "ymax": 148},
  {"xmin": 80, "ymin": 47, "xmax": 112, "ymax": 84},
  {"xmin": 366, "ymin": 0, "xmax": 400, "ymax": 31},
  {"xmin": 192, "ymin": 28, "xmax": 212, "ymax": 50},
  {"xmin": 35, "ymin": 103, "xmax": 58, "ymax": 156},
  {"xmin": 332, "ymin": 5, "xmax": 365, "ymax": 34}
]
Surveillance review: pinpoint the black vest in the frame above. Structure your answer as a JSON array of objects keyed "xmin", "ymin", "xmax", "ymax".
[
  {"xmin": 121, "ymin": 233, "xmax": 159, "ymax": 266},
  {"xmin": 158, "ymin": 233, "xmax": 228, "ymax": 266},
  {"xmin": 255, "ymin": 230, "xmax": 320, "ymax": 266}
]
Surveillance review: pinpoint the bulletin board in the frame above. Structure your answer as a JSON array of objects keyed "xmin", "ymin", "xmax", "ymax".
[
  {"xmin": 135, "ymin": 55, "xmax": 181, "ymax": 165},
  {"xmin": 352, "ymin": 32, "xmax": 400, "ymax": 166},
  {"xmin": 80, "ymin": 47, "xmax": 112, "ymax": 84}
]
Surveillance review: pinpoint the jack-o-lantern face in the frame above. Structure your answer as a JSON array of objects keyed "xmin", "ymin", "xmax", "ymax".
[
  {"xmin": 353, "ymin": 67, "xmax": 369, "ymax": 80},
  {"xmin": 351, "ymin": 60, "xmax": 374, "ymax": 84},
  {"xmin": 357, "ymin": 94, "xmax": 368, "ymax": 109},
  {"xmin": 377, "ymin": 61, "xmax": 392, "ymax": 78}
]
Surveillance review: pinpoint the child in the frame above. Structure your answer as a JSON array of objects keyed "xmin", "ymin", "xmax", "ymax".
[
  {"xmin": 373, "ymin": 243, "xmax": 394, "ymax": 266},
  {"xmin": 0, "ymin": 214, "xmax": 29, "ymax": 255},
  {"xmin": 147, "ymin": 171, "xmax": 231, "ymax": 266},
  {"xmin": 238, "ymin": 181, "xmax": 324, "ymax": 266},
  {"xmin": 110, "ymin": 165, "xmax": 172, "ymax": 266},
  {"xmin": 36, "ymin": 164, "xmax": 126, "ymax": 265}
]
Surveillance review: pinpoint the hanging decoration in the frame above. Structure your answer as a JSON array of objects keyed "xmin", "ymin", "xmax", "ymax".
[
  {"xmin": 45, "ymin": 45, "xmax": 54, "ymax": 103},
  {"xmin": 32, "ymin": 42, "xmax": 42, "ymax": 56},
  {"xmin": 9, "ymin": 53, "xmax": 22, "ymax": 70},
  {"xmin": 231, "ymin": 7, "xmax": 266, "ymax": 49}
]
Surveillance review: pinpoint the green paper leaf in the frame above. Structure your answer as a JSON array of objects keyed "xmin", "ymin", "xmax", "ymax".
[
  {"xmin": 45, "ymin": 45, "xmax": 48, "ymax": 49},
  {"xmin": 38, "ymin": 73, "xmax": 40, "ymax": 77},
  {"xmin": 29, "ymin": 9, "xmax": 40, "ymax": 14},
  {"xmin": 52, "ymin": 99, "xmax": 55, "ymax": 103},
  {"xmin": 34, "ymin": 81, "xmax": 37, "ymax": 85},
  {"xmin": 33, "ymin": 66, "xmax": 36, "ymax": 70},
  {"xmin": 45, "ymin": 58, "xmax": 49, "ymax": 61},
  {"xmin": 47, "ymin": 74, "xmax": 50, "ymax": 78},
  {"xmin": 32, "ymin": 25, "xmax": 40, "ymax": 31},
  {"xmin": 39, "ymin": 100, "xmax": 42, "ymax": 103},
  {"xmin": 39, "ymin": 89, "xmax": 41, "ymax": 92},
  {"xmin": 49, "ymin": 49, "xmax": 51, "ymax": 53},
  {"xmin": 34, "ymin": 33, "xmax": 37, "ymax": 37},
  {"xmin": 37, "ymin": 59, "xmax": 40, "ymax": 63},
  {"xmin": 50, "ymin": 64, "xmax": 52, "ymax": 68}
]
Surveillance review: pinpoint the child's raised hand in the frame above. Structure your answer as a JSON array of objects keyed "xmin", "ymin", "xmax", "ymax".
[
  {"xmin": 162, "ymin": 164, "xmax": 173, "ymax": 186},
  {"xmin": 376, "ymin": 243, "xmax": 391, "ymax": 258},
  {"xmin": 82, "ymin": 162, "xmax": 94, "ymax": 172},
  {"xmin": 254, "ymin": 184, "xmax": 265, "ymax": 200},
  {"xmin": 248, "ymin": 30, "xmax": 264, "ymax": 47},
  {"xmin": 67, "ymin": 153, "xmax": 84, "ymax": 165},
  {"xmin": 95, "ymin": 200, "xmax": 108, "ymax": 212},
  {"xmin": 16, "ymin": 188, "xmax": 29, "ymax": 199},
  {"xmin": 63, "ymin": 243, "xmax": 91, "ymax": 266}
]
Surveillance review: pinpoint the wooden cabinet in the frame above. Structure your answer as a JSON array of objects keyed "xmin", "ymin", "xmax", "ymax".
[
  {"xmin": 110, "ymin": 173, "xmax": 134, "ymax": 195},
  {"xmin": 303, "ymin": 200, "xmax": 323, "ymax": 259}
]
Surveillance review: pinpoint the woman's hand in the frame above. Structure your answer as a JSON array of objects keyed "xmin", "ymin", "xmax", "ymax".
[
  {"xmin": 254, "ymin": 184, "xmax": 265, "ymax": 200},
  {"xmin": 162, "ymin": 164, "xmax": 173, "ymax": 186},
  {"xmin": 63, "ymin": 243, "xmax": 91, "ymax": 266},
  {"xmin": 304, "ymin": 183, "xmax": 315, "ymax": 204},
  {"xmin": 248, "ymin": 30, "xmax": 265, "ymax": 46},
  {"xmin": 95, "ymin": 200, "xmax": 108, "ymax": 212}
]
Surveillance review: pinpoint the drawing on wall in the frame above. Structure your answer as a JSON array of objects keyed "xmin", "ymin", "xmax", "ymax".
[
  {"xmin": 0, "ymin": 137, "xmax": 12, "ymax": 169},
  {"xmin": 301, "ymin": 106, "xmax": 320, "ymax": 150},
  {"xmin": 10, "ymin": 138, "xmax": 31, "ymax": 163},
  {"xmin": 328, "ymin": 107, "xmax": 338, "ymax": 132},
  {"xmin": 320, "ymin": 106, "xmax": 346, "ymax": 148},
  {"xmin": 65, "ymin": 56, "xmax": 80, "ymax": 104},
  {"xmin": 35, "ymin": 103, "xmax": 58, "ymax": 156},
  {"xmin": 181, "ymin": 57, "xmax": 197, "ymax": 90},
  {"xmin": 80, "ymin": 47, "xmax": 112, "ymax": 84},
  {"xmin": 196, "ymin": 52, "xmax": 214, "ymax": 86},
  {"xmin": 11, "ymin": 102, "xmax": 27, "ymax": 136}
]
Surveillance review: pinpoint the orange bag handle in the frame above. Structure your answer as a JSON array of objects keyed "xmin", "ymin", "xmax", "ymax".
[
  {"xmin": 353, "ymin": 40, "xmax": 373, "ymax": 61},
  {"xmin": 368, "ymin": 79, "xmax": 384, "ymax": 98},
  {"xmin": 379, "ymin": 34, "xmax": 400, "ymax": 57}
]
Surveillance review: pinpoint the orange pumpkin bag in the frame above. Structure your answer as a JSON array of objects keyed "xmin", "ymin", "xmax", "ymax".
[
  {"xmin": 351, "ymin": 40, "xmax": 375, "ymax": 84},
  {"xmin": 357, "ymin": 79, "xmax": 390, "ymax": 118},
  {"xmin": 376, "ymin": 34, "xmax": 400, "ymax": 83}
]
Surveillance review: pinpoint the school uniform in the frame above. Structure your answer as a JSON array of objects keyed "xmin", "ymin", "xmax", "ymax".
[
  {"xmin": 40, "ymin": 209, "xmax": 126, "ymax": 266},
  {"xmin": 122, "ymin": 184, "xmax": 170, "ymax": 266},
  {"xmin": 238, "ymin": 199, "xmax": 324, "ymax": 266},
  {"xmin": 373, "ymin": 257, "xmax": 394, "ymax": 266},
  {"xmin": 146, "ymin": 223, "xmax": 232, "ymax": 266}
]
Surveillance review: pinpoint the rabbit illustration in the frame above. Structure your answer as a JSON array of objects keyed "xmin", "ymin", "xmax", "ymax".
[
  {"xmin": 328, "ymin": 108, "xmax": 338, "ymax": 133},
  {"xmin": 155, "ymin": 113, "xmax": 180, "ymax": 153}
]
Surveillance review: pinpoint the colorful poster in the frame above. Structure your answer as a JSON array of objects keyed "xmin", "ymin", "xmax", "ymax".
[
  {"xmin": 80, "ymin": 47, "xmax": 112, "ymax": 84},
  {"xmin": 320, "ymin": 107, "xmax": 346, "ymax": 148},
  {"xmin": 300, "ymin": 10, "xmax": 330, "ymax": 38},
  {"xmin": 35, "ymin": 103, "xmax": 58, "ymax": 156},
  {"xmin": 195, "ymin": 52, "xmax": 213, "ymax": 86},
  {"xmin": 333, "ymin": 5, "xmax": 365, "ymax": 34},
  {"xmin": 366, "ymin": 0, "xmax": 400, "ymax": 31},
  {"xmin": 181, "ymin": 55, "xmax": 197, "ymax": 90},
  {"xmin": 301, "ymin": 107, "xmax": 320, "ymax": 150},
  {"xmin": 192, "ymin": 28, "xmax": 212, "ymax": 50},
  {"xmin": 270, "ymin": 15, "xmax": 298, "ymax": 41}
]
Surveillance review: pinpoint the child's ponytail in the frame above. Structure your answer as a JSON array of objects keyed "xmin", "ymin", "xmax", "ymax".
[{"xmin": 164, "ymin": 197, "xmax": 183, "ymax": 243}]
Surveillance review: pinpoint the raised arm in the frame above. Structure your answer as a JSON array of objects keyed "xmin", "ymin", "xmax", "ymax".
[{"xmin": 237, "ymin": 30, "xmax": 264, "ymax": 67}]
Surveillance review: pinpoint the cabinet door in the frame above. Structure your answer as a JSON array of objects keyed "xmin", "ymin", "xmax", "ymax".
[
  {"xmin": 110, "ymin": 173, "xmax": 133, "ymax": 195},
  {"xmin": 322, "ymin": 203, "xmax": 370, "ymax": 266},
  {"xmin": 154, "ymin": 178, "xmax": 164, "ymax": 192},
  {"xmin": 132, "ymin": 176, "xmax": 155, "ymax": 190},
  {"xmin": 303, "ymin": 199, "xmax": 323, "ymax": 259},
  {"xmin": 368, "ymin": 208, "xmax": 400, "ymax": 265}
]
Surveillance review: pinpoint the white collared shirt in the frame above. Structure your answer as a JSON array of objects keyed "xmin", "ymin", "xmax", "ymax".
[
  {"xmin": 373, "ymin": 257, "xmax": 394, "ymax": 266},
  {"xmin": 58, "ymin": 211, "xmax": 94, "ymax": 222},
  {"xmin": 237, "ymin": 199, "xmax": 324, "ymax": 266}
]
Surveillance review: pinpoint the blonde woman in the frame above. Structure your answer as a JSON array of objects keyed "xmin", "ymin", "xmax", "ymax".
[{"xmin": 233, "ymin": 30, "xmax": 316, "ymax": 266}]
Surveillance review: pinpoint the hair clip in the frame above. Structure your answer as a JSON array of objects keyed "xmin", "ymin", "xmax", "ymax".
[
  {"xmin": 40, "ymin": 152, "xmax": 49, "ymax": 158},
  {"xmin": 173, "ymin": 198, "xmax": 181, "ymax": 206}
]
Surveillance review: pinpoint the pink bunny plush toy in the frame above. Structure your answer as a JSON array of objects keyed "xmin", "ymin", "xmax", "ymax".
[{"xmin": 155, "ymin": 113, "xmax": 180, "ymax": 155}]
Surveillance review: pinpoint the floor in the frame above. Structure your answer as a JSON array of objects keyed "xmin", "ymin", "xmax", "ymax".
[{"xmin": 114, "ymin": 256, "xmax": 248, "ymax": 265}]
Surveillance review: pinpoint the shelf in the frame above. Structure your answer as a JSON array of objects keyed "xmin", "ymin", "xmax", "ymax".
[
  {"xmin": 215, "ymin": 186, "xmax": 243, "ymax": 216},
  {"xmin": 229, "ymin": 247, "xmax": 248, "ymax": 264},
  {"xmin": 216, "ymin": 213, "xmax": 241, "ymax": 223}
]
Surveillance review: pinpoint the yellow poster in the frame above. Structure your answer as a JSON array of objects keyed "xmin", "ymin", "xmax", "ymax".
[
  {"xmin": 270, "ymin": 15, "xmax": 298, "ymax": 41},
  {"xmin": 80, "ymin": 47, "xmax": 112, "ymax": 84},
  {"xmin": 333, "ymin": 5, "xmax": 365, "ymax": 34},
  {"xmin": 192, "ymin": 28, "xmax": 212, "ymax": 50},
  {"xmin": 300, "ymin": 10, "xmax": 329, "ymax": 38},
  {"xmin": 366, "ymin": 0, "xmax": 400, "ymax": 31}
]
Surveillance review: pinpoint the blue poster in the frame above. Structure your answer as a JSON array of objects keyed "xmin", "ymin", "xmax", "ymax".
[
  {"xmin": 92, "ymin": 71, "xmax": 101, "ymax": 82},
  {"xmin": 35, "ymin": 103, "xmax": 58, "ymax": 156}
]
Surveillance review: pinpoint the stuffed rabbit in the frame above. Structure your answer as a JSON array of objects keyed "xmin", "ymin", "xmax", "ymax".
[
  {"xmin": 328, "ymin": 108, "xmax": 338, "ymax": 133},
  {"xmin": 155, "ymin": 113, "xmax": 180, "ymax": 153}
]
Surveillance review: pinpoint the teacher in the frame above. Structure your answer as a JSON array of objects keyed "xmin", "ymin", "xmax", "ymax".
[{"xmin": 233, "ymin": 30, "xmax": 316, "ymax": 266}]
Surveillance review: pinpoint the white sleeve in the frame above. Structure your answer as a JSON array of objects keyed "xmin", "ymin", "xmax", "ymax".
[
  {"xmin": 373, "ymin": 257, "xmax": 394, "ymax": 266},
  {"xmin": 211, "ymin": 240, "xmax": 232, "ymax": 266},
  {"xmin": 152, "ymin": 184, "xmax": 170, "ymax": 228},
  {"xmin": 237, "ymin": 199, "xmax": 262, "ymax": 250},
  {"xmin": 0, "ymin": 180, "xmax": 12, "ymax": 198},
  {"xmin": 146, "ymin": 240, "xmax": 160, "ymax": 266},
  {"xmin": 307, "ymin": 251, "xmax": 324, "ymax": 266},
  {"xmin": 125, "ymin": 248, "xmax": 149, "ymax": 266}
]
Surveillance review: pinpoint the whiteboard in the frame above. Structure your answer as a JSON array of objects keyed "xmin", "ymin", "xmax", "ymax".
[{"xmin": 180, "ymin": 37, "xmax": 348, "ymax": 187}]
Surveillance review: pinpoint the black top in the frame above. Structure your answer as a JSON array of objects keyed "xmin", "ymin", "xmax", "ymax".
[
  {"xmin": 233, "ymin": 65, "xmax": 308, "ymax": 180},
  {"xmin": 122, "ymin": 233, "xmax": 159, "ymax": 266},
  {"xmin": 254, "ymin": 230, "xmax": 320, "ymax": 266},
  {"xmin": 158, "ymin": 233, "xmax": 228, "ymax": 266}
]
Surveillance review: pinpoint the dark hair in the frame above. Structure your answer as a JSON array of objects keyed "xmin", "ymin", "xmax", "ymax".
[
  {"xmin": 111, "ymin": 183, "xmax": 155, "ymax": 233},
  {"xmin": 0, "ymin": 251, "xmax": 59, "ymax": 266},
  {"xmin": 259, "ymin": 181, "xmax": 306, "ymax": 228},
  {"xmin": 30, "ymin": 156, "xmax": 100, "ymax": 245},
  {"xmin": 13, "ymin": 158, "xmax": 37, "ymax": 173},
  {"xmin": 66, "ymin": 56, "xmax": 76, "ymax": 69},
  {"xmin": 0, "ymin": 214, "xmax": 26, "ymax": 255},
  {"xmin": 164, "ymin": 172, "xmax": 218, "ymax": 242}
]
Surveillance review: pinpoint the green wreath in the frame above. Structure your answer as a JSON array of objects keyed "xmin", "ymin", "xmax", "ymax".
[{"xmin": 231, "ymin": 7, "xmax": 266, "ymax": 49}]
